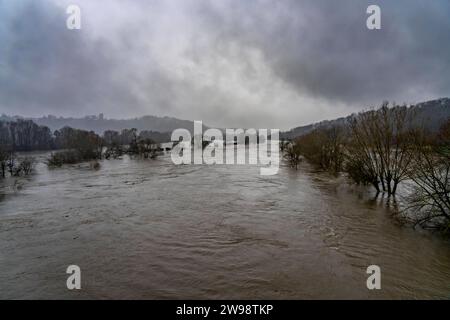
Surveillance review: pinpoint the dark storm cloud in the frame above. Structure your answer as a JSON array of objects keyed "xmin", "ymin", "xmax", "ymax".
[
  {"xmin": 0, "ymin": 0, "xmax": 449, "ymax": 129},
  {"xmin": 0, "ymin": 0, "xmax": 178, "ymax": 118},
  {"xmin": 198, "ymin": 0, "xmax": 450, "ymax": 105}
]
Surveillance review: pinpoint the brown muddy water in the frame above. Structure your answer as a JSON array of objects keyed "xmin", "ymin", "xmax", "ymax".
[{"xmin": 0, "ymin": 152, "xmax": 449, "ymax": 299}]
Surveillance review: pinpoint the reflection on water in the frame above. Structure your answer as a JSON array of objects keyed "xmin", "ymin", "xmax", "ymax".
[{"xmin": 0, "ymin": 152, "xmax": 449, "ymax": 299}]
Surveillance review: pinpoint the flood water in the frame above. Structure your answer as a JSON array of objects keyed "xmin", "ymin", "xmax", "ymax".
[{"xmin": 0, "ymin": 151, "xmax": 449, "ymax": 299}]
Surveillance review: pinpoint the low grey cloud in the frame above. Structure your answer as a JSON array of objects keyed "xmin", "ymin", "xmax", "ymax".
[{"xmin": 0, "ymin": 0, "xmax": 449, "ymax": 129}]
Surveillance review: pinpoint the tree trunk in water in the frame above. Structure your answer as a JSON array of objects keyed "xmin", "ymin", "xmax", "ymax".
[
  {"xmin": 387, "ymin": 181, "xmax": 392, "ymax": 196},
  {"xmin": 372, "ymin": 181, "xmax": 380, "ymax": 193},
  {"xmin": 392, "ymin": 180, "xmax": 398, "ymax": 196}
]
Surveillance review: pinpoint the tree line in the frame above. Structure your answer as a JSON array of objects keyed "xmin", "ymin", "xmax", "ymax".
[
  {"xmin": 283, "ymin": 102, "xmax": 450, "ymax": 232},
  {"xmin": 48, "ymin": 127, "xmax": 162, "ymax": 166},
  {"xmin": 0, "ymin": 119, "xmax": 162, "ymax": 175}
]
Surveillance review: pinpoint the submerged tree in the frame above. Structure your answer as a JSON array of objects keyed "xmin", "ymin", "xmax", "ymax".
[
  {"xmin": 6, "ymin": 152, "xmax": 17, "ymax": 176},
  {"xmin": 137, "ymin": 138, "xmax": 157, "ymax": 159},
  {"xmin": 279, "ymin": 139, "xmax": 290, "ymax": 152},
  {"xmin": 102, "ymin": 128, "xmax": 161, "ymax": 159},
  {"xmin": 283, "ymin": 140, "xmax": 302, "ymax": 170},
  {"xmin": 405, "ymin": 121, "xmax": 450, "ymax": 230},
  {"xmin": 104, "ymin": 142, "xmax": 124, "ymax": 159},
  {"xmin": 0, "ymin": 145, "xmax": 8, "ymax": 178},
  {"xmin": 345, "ymin": 103, "xmax": 415, "ymax": 195},
  {"xmin": 0, "ymin": 144, "xmax": 35, "ymax": 177},
  {"xmin": 50, "ymin": 127, "xmax": 103, "ymax": 166},
  {"xmin": 18, "ymin": 157, "xmax": 36, "ymax": 175},
  {"xmin": 297, "ymin": 126, "xmax": 345, "ymax": 173}
]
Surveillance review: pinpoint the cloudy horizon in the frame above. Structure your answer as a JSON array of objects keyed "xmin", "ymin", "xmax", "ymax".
[{"xmin": 1, "ymin": 0, "xmax": 450, "ymax": 130}]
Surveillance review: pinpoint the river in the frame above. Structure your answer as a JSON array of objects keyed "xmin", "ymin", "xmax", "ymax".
[{"xmin": 0, "ymin": 152, "xmax": 449, "ymax": 299}]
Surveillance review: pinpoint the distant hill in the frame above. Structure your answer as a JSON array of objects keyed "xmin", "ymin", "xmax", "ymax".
[
  {"xmin": 35, "ymin": 114, "xmax": 206, "ymax": 135},
  {"xmin": 2, "ymin": 98, "xmax": 449, "ymax": 142},
  {"xmin": 0, "ymin": 113, "xmax": 207, "ymax": 136},
  {"xmin": 281, "ymin": 98, "xmax": 450, "ymax": 140}
]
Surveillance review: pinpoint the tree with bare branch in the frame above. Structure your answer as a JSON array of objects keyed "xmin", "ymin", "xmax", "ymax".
[
  {"xmin": 405, "ymin": 121, "xmax": 450, "ymax": 230},
  {"xmin": 283, "ymin": 140, "xmax": 302, "ymax": 170},
  {"xmin": 345, "ymin": 102, "xmax": 415, "ymax": 195},
  {"xmin": 297, "ymin": 126, "xmax": 345, "ymax": 173}
]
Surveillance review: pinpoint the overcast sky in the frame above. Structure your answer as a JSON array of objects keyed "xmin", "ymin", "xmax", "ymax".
[{"xmin": 1, "ymin": 0, "xmax": 449, "ymax": 129}]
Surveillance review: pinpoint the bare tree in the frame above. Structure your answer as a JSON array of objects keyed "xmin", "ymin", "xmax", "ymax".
[
  {"xmin": 51, "ymin": 127, "xmax": 104, "ymax": 165},
  {"xmin": 405, "ymin": 121, "xmax": 450, "ymax": 230},
  {"xmin": 280, "ymin": 139, "xmax": 290, "ymax": 152},
  {"xmin": 0, "ymin": 145, "xmax": 7, "ymax": 178},
  {"xmin": 346, "ymin": 103, "xmax": 415, "ymax": 195},
  {"xmin": 104, "ymin": 142, "xmax": 124, "ymax": 159},
  {"xmin": 6, "ymin": 151, "xmax": 17, "ymax": 176},
  {"xmin": 297, "ymin": 126, "xmax": 345, "ymax": 173},
  {"xmin": 283, "ymin": 140, "xmax": 302, "ymax": 169},
  {"xmin": 18, "ymin": 157, "xmax": 36, "ymax": 175},
  {"xmin": 137, "ymin": 138, "xmax": 157, "ymax": 159}
]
